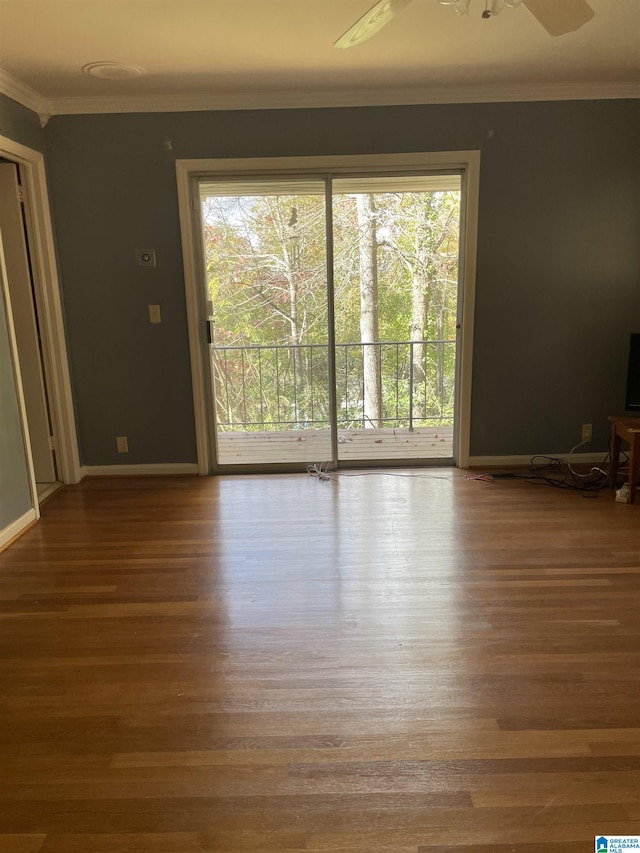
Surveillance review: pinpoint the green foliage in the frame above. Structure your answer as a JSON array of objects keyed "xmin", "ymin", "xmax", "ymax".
[{"xmin": 202, "ymin": 186, "xmax": 460, "ymax": 431}]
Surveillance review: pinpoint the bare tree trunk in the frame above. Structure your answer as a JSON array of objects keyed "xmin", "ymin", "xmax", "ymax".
[
  {"xmin": 435, "ymin": 290, "xmax": 444, "ymax": 409},
  {"xmin": 356, "ymin": 194, "xmax": 382, "ymax": 428},
  {"xmin": 286, "ymin": 268, "xmax": 306, "ymax": 422},
  {"xmin": 411, "ymin": 269, "xmax": 427, "ymax": 381},
  {"xmin": 410, "ymin": 202, "xmax": 431, "ymax": 420},
  {"xmin": 272, "ymin": 199, "xmax": 305, "ymax": 424}
]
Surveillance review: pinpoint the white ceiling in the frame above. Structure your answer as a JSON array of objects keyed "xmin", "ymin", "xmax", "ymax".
[{"xmin": 0, "ymin": 0, "xmax": 638, "ymax": 117}]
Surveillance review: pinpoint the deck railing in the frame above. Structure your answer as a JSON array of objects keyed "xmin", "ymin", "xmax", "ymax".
[{"xmin": 211, "ymin": 340, "xmax": 456, "ymax": 432}]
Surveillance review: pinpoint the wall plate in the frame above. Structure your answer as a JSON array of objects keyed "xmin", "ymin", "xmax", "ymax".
[{"xmin": 136, "ymin": 248, "xmax": 156, "ymax": 267}]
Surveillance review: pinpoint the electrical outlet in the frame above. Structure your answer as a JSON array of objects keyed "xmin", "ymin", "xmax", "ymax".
[
  {"xmin": 581, "ymin": 423, "xmax": 592, "ymax": 443},
  {"xmin": 116, "ymin": 435, "xmax": 128, "ymax": 453}
]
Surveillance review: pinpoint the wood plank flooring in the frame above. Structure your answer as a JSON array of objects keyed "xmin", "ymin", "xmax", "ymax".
[
  {"xmin": 0, "ymin": 471, "xmax": 639, "ymax": 851},
  {"xmin": 216, "ymin": 426, "xmax": 454, "ymax": 464}
]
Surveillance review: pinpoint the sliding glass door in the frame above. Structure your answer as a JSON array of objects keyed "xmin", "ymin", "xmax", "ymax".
[
  {"xmin": 196, "ymin": 172, "xmax": 462, "ymax": 469},
  {"xmin": 199, "ymin": 180, "xmax": 332, "ymax": 466},
  {"xmin": 331, "ymin": 175, "xmax": 461, "ymax": 463}
]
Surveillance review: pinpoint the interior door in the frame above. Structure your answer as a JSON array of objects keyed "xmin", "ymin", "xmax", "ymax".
[
  {"xmin": 0, "ymin": 225, "xmax": 38, "ymax": 541},
  {"xmin": 0, "ymin": 164, "xmax": 56, "ymax": 486}
]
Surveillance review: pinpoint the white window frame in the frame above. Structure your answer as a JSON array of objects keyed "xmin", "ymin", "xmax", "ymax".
[{"xmin": 176, "ymin": 151, "xmax": 480, "ymax": 473}]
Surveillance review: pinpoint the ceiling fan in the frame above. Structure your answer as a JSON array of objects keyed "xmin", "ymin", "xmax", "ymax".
[{"xmin": 334, "ymin": 0, "xmax": 595, "ymax": 48}]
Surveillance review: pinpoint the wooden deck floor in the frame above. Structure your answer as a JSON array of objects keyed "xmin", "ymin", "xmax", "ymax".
[
  {"xmin": 216, "ymin": 425, "xmax": 454, "ymax": 464},
  {"xmin": 0, "ymin": 473, "xmax": 639, "ymax": 851}
]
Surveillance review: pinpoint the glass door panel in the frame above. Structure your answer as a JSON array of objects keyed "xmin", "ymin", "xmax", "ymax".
[
  {"xmin": 331, "ymin": 175, "xmax": 461, "ymax": 463},
  {"xmin": 198, "ymin": 172, "xmax": 463, "ymax": 470},
  {"xmin": 199, "ymin": 179, "xmax": 332, "ymax": 466}
]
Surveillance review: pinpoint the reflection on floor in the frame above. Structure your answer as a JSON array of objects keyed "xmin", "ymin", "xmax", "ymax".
[{"xmin": 0, "ymin": 473, "xmax": 638, "ymax": 849}]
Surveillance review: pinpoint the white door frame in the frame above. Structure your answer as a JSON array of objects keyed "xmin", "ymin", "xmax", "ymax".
[
  {"xmin": 176, "ymin": 151, "xmax": 480, "ymax": 474},
  {"xmin": 0, "ymin": 163, "xmax": 57, "ymax": 484},
  {"xmin": 0, "ymin": 226, "xmax": 39, "ymax": 547},
  {"xmin": 0, "ymin": 134, "xmax": 81, "ymax": 484}
]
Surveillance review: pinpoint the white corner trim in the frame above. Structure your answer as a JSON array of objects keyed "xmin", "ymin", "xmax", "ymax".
[
  {"xmin": 80, "ymin": 463, "xmax": 199, "ymax": 478},
  {"xmin": 0, "ymin": 508, "xmax": 37, "ymax": 550},
  {"xmin": 455, "ymin": 152, "xmax": 479, "ymax": 469},
  {"xmin": 468, "ymin": 452, "xmax": 609, "ymax": 468},
  {"xmin": 0, "ymin": 67, "xmax": 53, "ymax": 124},
  {"xmin": 176, "ymin": 163, "xmax": 211, "ymax": 476},
  {"xmin": 23, "ymin": 154, "xmax": 82, "ymax": 483},
  {"xmin": 37, "ymin": 82, "xmax": 640, "ymax": 118}
]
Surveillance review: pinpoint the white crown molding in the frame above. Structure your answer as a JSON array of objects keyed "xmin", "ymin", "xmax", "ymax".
[
  {"xmin": 1, "ymin": 64, "xmax": 638, "ymax": 122},
  {"xmin": 0, "ymin": 68, "xmax": 53, "ymax": 126},
  {"xmin": 46, "ymin": 81, "xmax": 640, "ymax": 117}
]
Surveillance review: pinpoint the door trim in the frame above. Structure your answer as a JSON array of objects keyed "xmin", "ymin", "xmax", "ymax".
[
  {"xmin": 176, "ymin": 151, "xmax": 479, "ymax": 473},
  {"xmin": 0, "ymin": 163, "xmax": 56, "ymax": 484},
  {"xmin": 0, "ymin": 225, "xmax": 39, "ymax": 539},
  {"xmin": 0, "ymin": 134, "xmax": 81, "ymax": 484}
]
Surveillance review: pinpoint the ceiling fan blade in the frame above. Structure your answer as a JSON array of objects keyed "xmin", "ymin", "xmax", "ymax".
[
  {"xmin": 523, "ymin": 0, "xmax": 594, "ymax": 36},
  {"xmin": 334, "ymin": 0, "xmax": 413, "ymax": 49}
]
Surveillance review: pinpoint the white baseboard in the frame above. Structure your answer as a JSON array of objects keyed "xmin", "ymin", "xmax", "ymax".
[
  {"xmin": 82, "ymin": 457, "xmax": 608, "ymax": 474},
  {"xmin": 80, "ymin": 463, "xmax": 200, "ymax": 478},
  {"xmin": 0, "ymin": 507, "xmax": 38, "ymax": 550},
  {"xmin": 468, "ymin": 452, "xmax": 608, "ymax": 468},
  {"xmin": 37, "ymin": 481, "xmax": 63, "ymax": 503}
]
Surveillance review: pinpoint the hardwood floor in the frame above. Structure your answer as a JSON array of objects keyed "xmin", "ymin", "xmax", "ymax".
[{"xmin": 0, "ymin": 471, "xmax": 639, "ymax": 852}]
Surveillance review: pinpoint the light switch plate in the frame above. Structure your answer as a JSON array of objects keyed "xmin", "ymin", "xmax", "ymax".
[
  {"xmin": 148, "ymin": 304, "xmax": 161, "ymax": 324},
  {"xmin": 136, "ymin": 248, "xmax": 156, "ymax": 267}
]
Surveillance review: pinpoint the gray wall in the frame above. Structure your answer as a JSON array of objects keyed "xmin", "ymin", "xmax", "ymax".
[
  {"xmin": 0, "ymin": 93, "xmax": 45, "ymax": 152},
  {"xmin": 44, "ymin": 100, "xmax": 640, "ymax": 463},
  {"xmin": 0, "ymin": 95, "xmax": 41, "ymax": 531},
  {"xmin": 0, "ymin": 272, "xmax": 32, "ymax": 529}
]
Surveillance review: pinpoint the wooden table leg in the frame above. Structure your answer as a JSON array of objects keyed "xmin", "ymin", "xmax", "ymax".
[
  {"xmin": 628, "ymin": 437, "xmax": 638, "ymax": 505},
  {"xmin": 610, "ymin": 424, "xmax": 621, "ymax": 490}
]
